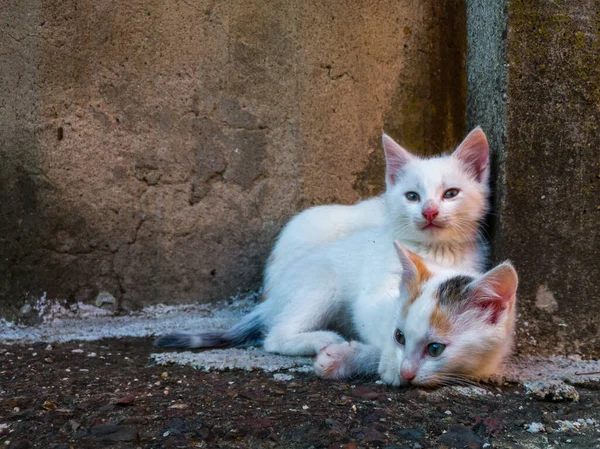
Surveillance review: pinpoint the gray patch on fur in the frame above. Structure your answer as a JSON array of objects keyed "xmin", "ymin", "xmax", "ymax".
[
  {"xmin": 438, "ymin": 275, "xmax": 474, "ymax": 307},
  {"xmin": 154, "ymin": 332, "xmax": 196, "ymax": 349}
]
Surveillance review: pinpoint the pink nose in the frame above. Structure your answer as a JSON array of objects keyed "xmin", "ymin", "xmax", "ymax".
[
  {"xmin": 401, "ymin": 370, "xmax": 416, "ymax": 381},
  {"xmin": 422, "ymin": 208, "xmax": 439, "ymax": 222}
]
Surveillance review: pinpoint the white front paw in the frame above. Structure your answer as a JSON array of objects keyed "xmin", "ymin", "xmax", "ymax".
[
  {"xmin": 314, "ymin": 341, "xmax": 357, "ymax": 379},
  {"xmin": 379, "ymin": 368, "xmax": 405, "ymax": 386},
  {"xmin": 377, "ymin": 352, "xmax": 407, "ymax": 387}
]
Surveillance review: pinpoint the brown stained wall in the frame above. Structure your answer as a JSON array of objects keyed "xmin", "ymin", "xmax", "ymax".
[
  {"xmin": 0, "ymin": 0, "xmax": 44, "ymax": 316},
  {"xmin": 0, "ymin": 0, "xmax": 466, "ymax": 315},
  {"xmin": 502, "ymin": 1, "xmax": 600, "ymax": 356}
]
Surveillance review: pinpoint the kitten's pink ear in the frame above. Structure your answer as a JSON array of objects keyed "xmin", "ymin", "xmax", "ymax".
[
  {"xmin": 383, "ymin": 133, "xmax": 414, "ymax": 186},
  {"xmin": 469, "ymin": 262, "xmax": 518, "ymax": 324},
  {"xmin": 452, "ymin": 127, "xmax": 490, "ymax": 183},
  {"xmin": 394, "ymin": 241, "xmax": 418, "ymax": 286}
]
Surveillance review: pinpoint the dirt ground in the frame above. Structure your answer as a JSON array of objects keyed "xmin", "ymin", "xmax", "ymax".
[{"xmin": 1, "ymin": 338, "xmax": 599, "ymax": 449}]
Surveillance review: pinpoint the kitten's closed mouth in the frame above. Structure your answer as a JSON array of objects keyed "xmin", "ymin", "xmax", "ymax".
[{"xmin": 422, "ymin": 223, "xmax": 443, "ymax": 230}]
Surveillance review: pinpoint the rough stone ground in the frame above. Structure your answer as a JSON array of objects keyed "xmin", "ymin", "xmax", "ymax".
[
  {"xmin": 1, "ymin": 338, "xmax": 600, "ymax": 449},
  {"xmin": 1, "ymin": 304, "xmax": 600, "ymax": 448}
]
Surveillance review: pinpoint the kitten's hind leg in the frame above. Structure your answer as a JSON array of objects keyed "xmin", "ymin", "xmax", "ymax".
[
  {"xmin": 263, "ymin": 256, "xmax": 350, "ymax": 356},
  {"xmin": 263, "ymin": 260, "xmax": 349, "ymax": 356},
  {"xmin": 314, "ymin": 341, "xmax": 380, "ymax": 380}
]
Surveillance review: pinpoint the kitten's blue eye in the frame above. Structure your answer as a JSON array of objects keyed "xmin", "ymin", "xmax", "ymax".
[
  {"xmin": 405, "ymin": 192, "xmax": 420, "ymax": 202},
  {"xmin": 427, "ymin": 343, "xmax": 446, "ymax": 357},
  {"xmin": 443, "ymin": 188, "xmax": 460, "ymax": 199},
  {"xmin": 394, "ymin": 329, "xmax": 405, "ymax": 345}
]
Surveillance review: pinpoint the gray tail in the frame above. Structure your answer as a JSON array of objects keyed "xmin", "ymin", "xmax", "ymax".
[{"xmin": 153, "ymin": 311, "xmax": 264, "ymax": 350}]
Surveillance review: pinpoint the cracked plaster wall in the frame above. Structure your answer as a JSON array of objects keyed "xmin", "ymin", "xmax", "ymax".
[{"xmin": 1, "ymin": 0, "xmax": 466, "ymax": 316}]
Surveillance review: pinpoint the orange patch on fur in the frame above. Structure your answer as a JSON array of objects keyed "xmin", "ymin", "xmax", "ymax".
[
  {"xmin": 402, "ymin": 249, "xmax": 433, "ymax": 317},
  {"xmin": 406, "ymin": 287, "xmax": 421, "ymax": 305},
  {"xmin": 403, "ymin": 286, "xmax": 422, "ymax": 317},
  {"xmin": 507, "ymin": 299, "xmax": 514, "ymax": 313},
  {"xmin": 407, "ymin": 249, "xmax": 433, "ymax": 284},
  {"xmin": 402, "ymin": 298, "xmax": 413, "ymax": 318},
  {"xmin": 503, "ymin": 299, "xmax": 516, "ymax": 334},
  {"xmin": 430, "ymin": 304, "xmax": 451, "ymax": 336},
  {"xmin": 442, "ymin": 351, "xmax": 497, "ymax": 382}
]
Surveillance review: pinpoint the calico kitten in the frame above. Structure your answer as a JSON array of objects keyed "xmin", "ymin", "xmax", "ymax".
[
  {"xmin": 154, "ymin": 128, "xmax": 493, "ymax": 362},
  {"xmin": 264, "ymin": 126, "xmax": 491, "ymax": 302},
  {"xmin": 315, "ymin": 243, "xmax": 518, "ymax": 386}
]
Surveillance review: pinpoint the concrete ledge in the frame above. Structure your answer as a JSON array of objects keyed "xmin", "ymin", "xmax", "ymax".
[
  {"xmin": 151, "ymin": 348, "xmax": 312, "ymax": 373},
  {"xmin": 2, "ymin": 301, "xmax": 598, "ymax": 387},
  {"xmin": 0, "ymin": 296, "xmax": 256, "ymax": 343}
]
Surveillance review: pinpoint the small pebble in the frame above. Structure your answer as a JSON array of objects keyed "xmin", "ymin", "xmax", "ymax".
[
  {"xmin": 168, "ymin": 403, "xmax": 188, "ymax": 409},
  {"xmin": 20, "ymin": 304, "xmax": 32, "ymax": 315},
  {"xmin": 273, "ymin": 373, "xmax": 294, "ymax": 382},
  {"xmin": 524, "ymin": 380, "xmax": 579, "ymax": 402},
  {"xmin": 526, "ymin": 422, "xmax": 545, "ymax": 433}
]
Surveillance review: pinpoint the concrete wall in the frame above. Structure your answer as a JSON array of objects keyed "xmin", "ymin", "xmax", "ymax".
[
  {"xmin": 467, "ymin": 0, "xmax": 600, "ymax": 357},
  {"xmin": 1, "ymin": 0, "xmax": 466, "ymax": 316},
  {"xmin": 465, "ymin": 0, "xmax": 507, "ymax": 264}
]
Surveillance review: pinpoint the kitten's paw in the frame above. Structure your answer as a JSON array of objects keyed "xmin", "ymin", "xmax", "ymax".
[
  {"xmin": 377, "ymin": 364, "xmax": 410, "ymax": 387},
  {"xmin": 379, "ymin": 369, "xmax": 405, "ymax": 387},
  {"xmin": 377, "ymin": 355, "xmax": 408, "ymax": 387},
  {"xmin": 314, "ymin": 341, "xmax": 357, "ymax": 380}
]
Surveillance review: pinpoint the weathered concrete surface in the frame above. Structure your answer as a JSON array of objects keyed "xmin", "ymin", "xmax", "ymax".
[
  {"xmin": 1, "ymin": 302, "xmax": 598, "ymax": 386},
  {"xmin": 467, "ymin": 0, "xmax": 600, "ymax": 356},
  {"xmin": 0, "ymin": 295, "xmax": 257, "ymax": 343},
  {"xmin": 0, "ymin": 0, "xmax": 466, "ymax": 316},
  {"xmin": 465, "ymin": 0, "xmax": 507, "ymax": 264}
]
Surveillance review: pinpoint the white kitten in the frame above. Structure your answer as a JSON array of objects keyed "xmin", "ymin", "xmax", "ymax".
[{"xmin": 264, "ymin": 127, "xmax": 490, "ymax": 301}]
